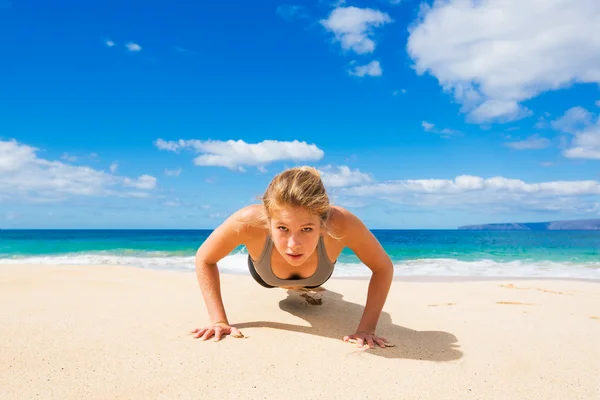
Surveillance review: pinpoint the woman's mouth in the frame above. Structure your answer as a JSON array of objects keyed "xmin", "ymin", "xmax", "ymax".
[{"xmin": 286, "ymin": 253, "xmax": 303, "ymax": 259}]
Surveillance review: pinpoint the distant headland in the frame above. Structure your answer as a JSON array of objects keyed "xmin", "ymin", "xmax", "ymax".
[{"xmin": 457, "ymin": 219, "xmax": 600, "ymax": 231}]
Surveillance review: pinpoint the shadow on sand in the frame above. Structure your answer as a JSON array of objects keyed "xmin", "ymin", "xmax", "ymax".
[{"xmin": 234, "ymin": 289, "xmax": 462, "ymax": 361}]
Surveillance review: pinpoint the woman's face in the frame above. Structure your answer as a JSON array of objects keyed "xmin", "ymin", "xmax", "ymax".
[{"xmin": 268, "ymin": 205, "xmax": 322, "ymax": 266}]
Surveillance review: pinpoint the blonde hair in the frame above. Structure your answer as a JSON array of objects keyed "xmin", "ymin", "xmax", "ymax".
[{"xmin": 262, "ymin": 166, "xmax": 330, "ymax": 225}]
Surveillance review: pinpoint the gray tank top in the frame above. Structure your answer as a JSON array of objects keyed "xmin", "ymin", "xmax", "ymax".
[{"xmin": 249, "ymin": 235, "xmax": 336, "ymax": 287}]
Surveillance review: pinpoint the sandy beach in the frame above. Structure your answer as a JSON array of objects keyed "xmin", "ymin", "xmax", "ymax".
[{"xmin": 1, "ymin": 264, "xmax": 599, "ymax": 400}]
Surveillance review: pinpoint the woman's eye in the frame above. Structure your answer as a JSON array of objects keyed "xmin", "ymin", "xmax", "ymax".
[
  {"xmin": 278, "ymin": 226, "xmax": 288, "ymax": 231},
  {"xmin": 302, "ymin": 228, "xmax": 313, "ymax": 232}
]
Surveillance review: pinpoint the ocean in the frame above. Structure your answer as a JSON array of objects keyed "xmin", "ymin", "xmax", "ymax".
[{"xmin": 1, "ymin": 229, "xmax": 599, "ymax": 280}]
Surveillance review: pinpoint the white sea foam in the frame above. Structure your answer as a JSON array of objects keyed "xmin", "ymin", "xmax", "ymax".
[{"xmin": 1, "ymin": 253, "xmax": 599, "ymax": 280}]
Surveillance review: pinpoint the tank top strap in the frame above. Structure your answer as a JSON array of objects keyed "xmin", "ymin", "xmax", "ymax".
[
  {"xmin": 253, "ymin": 234, "xmax": 273, "ymax": 264},
  {"xmin": 317, "ymin": 235, "xmax": 335, "ymax": 267}
]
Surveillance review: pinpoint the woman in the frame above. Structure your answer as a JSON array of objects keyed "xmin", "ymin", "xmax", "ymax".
[{"xmin": 191, "ymin": 166, "xmax": 394, "ymax": 349}]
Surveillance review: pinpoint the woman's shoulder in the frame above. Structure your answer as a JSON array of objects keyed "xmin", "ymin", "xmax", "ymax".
[
  {"xmin": 234, "ymin": 203, "xmax": 266, "ymax": 220},
  {"xmin": 326, "ymin": 205, "xmax": 364, "ymax": 237},
  {"xmin": 227, "ymin": 204, "xmax": 269, "ymax": 236}
]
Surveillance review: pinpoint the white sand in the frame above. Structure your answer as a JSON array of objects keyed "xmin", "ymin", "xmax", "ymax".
[{"xmin": 1, "ymin": 264, "xmax": 599, "ymax": 399}]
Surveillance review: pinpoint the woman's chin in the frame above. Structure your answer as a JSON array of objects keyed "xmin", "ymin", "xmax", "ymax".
[{"xmin": 284, "ymin": 253, "xmax": 305, "ymax": 264}]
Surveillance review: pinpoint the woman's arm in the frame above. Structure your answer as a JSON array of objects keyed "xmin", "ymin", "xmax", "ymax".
[
  {"xmin": 194, "ymin": 208, "xmax": 250, "ymax": 326},
  {"xmin": 338, "ymin": 208, "xmax": 394, "ymax": 336}
]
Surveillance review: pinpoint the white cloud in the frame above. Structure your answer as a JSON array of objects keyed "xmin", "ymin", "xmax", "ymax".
[
  {"xmin": 164, "ymin": 168, "xmax": 182, "ymax": 177},
  {"xmin": 348, "ymin": 60, "xmax": 382, "ymax": 77},
  {"xmin": 0, "ymin": 139, "xmax": 157, "ymax": 202},
  {"xmin": 421, "ymin": 121, "xmax": 460, "ymax": 138},
  {"xmin": 209, "ymin": 212, "xmax": 228, "ymax": 219},
  {"xmin": 61, "ymin": 153, "xmax": 78, "ymax": 162},
  {"xmin": 563, "ymin": 123, "xmax": 600, "ymax": 160},
  {"xmin": 154, "ymin": 138, "xmax": 180, "ymax": 152},
  {"xmin": 105, "ymin": 39, "xmax": 115, "ymax": 47},
  {"xmin": 318, "ymin": 165, "xmax": 372, "ymax": 188},
  {"xmin": 164, "ymin": 198, "xmax": 182, "ymax": 207},
  {"xmin": 422, "ymin": 121, "xmax": 434, "ymax": 132},
  {"xmin": 123, "ymin": 175, "xmax": 157, "ymax": 190},
  {"xmin": 60, "ymin": 152, "xmax": 99, "ymax": 163},
  {"xmin": 551, "ymin": 107, "xmax": 600, "ymax": 160},
  {"xmin": 342, "ymin": 175, "xmax": 600, "ymax": 213},
  {"xmin": 406, "ymin": 0, "xmax": 600, "ymax": 123},
  {"xmin": 109, "ymin": 162, "xmax": 118, "ymax": 173},
  {"xmin": 276, "ymin": 5, "xmax": 309, "ymax": 21},
  {"xmin": 469, "ymin": 100, "xmax": 532, "ymax": 123},
  {"xmin": 551, "ymin": 107, "xmax": 593, "ymax": 134},
  {"xmin": 125, "ymin": 42, "xmax": 142, "ymax": 52},
  {"xmin": 154, "ymin": 139, "xmax": 324, "ymax": 171},
  {"xmin": 505, "ymin": 135, "xmax": 551, "ymax": 150},
  {"xmin": 320, "ymin": 6, "xmax": 392, "ymax": 54}
]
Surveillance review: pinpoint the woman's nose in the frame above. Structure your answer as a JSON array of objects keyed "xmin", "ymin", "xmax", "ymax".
[{"xmin": 287, "ymin": 235, "xmax": 301, "ymax": 248}]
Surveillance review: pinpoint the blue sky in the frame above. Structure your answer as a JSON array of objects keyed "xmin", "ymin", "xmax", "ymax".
[{"xmin": 1, "ymin": 0, "xmax": 600, "ymax": 229}]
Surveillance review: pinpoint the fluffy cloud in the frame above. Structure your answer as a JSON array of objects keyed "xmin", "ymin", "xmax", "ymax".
[
  {"xmin": 125, "ymin": 42, "xmax": 142, "ymax": 52},
  {"xmin": 552, "ymin": 107, "xmax": 594, "ymax": 134},
  {"xmin": 348, "ymin": 60, "xmax": 382, "ymax": 77},
  {"xmin": 0, "ymin": 139, "xmax": 157, "ymax": 202},
  {"xmin": 318, "ymin": 165, "xmax": 372, "ymax": 188},
  {"xmin": 407, "ymin": 0, "xmax": 600, "ymax": 123},
  {"xmin": 563, "ymin": 123, "xmax": 600, "ymax": 160},
  {"xmin": 154, "ymin": 139, "xmax": 324, "ymax": 171},
  {"xmin": 105, "ymin": 39, "xmax": 115, "ymax": 47},
  {"xmin": 552, "ymin": 107, "xmax": 600, "ymax": 159},
  {"xmin": 341, "ymin": 175, "xmax": 600, "ymax": 213},
  {"xmin": 422, "ymin": 121, "xmax": 434, "ymax": 131},
  {"xmin": 320, "ymin": 6, "xmax": 392, "ymax": 54},
  {"xmin": 421, "ymin": 121, "xmax": 460, "ymax": 138},
  {"xmin": 505, "ymin": 135, "xmax": 551, "ymax": 150},
  {"xmin": 164, "ymin": 168, "xmax": 182, "ymax": 177},
  {"xmin": 123, "ymin": 175, "xmax": 157, "ymax": 190}
]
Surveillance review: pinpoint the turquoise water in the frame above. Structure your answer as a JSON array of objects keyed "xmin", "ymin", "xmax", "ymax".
[{"xmin": 1, "ymin": 229, "xmax": 599, "ymax": 279}]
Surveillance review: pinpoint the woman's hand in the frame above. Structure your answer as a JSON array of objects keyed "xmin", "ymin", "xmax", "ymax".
[
  {"xmin": 190, "ymin": 323, "xmax": 244, "ymax": 342},
  {"xmin": 343, "ymin": 331, "xmax": 389, "ymax": 349}
]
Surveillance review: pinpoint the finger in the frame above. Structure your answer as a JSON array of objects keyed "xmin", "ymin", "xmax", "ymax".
[
  {"xmin": 366, "ymin": 337, "xmax": 375, "ymax": 349},
  {"xmin": 356, "ymin": 338, "xmax": 365, "ymax": 348},
  {"xmin": 374, "ymin": 337, "xmax": 386, "ymax": 348},
  {"xmin": 193, "ymin": 328, "xmax": 207, "ymax": 339},
  {"xmin": 200, "ymin": 329, "xmax": 214, "ymax": 341},
  {"xmin": 213, "ymin": 327, "xmax": 223, "ymax": 341},
  {"xmin": 343, "ymin": 335, "xmax": 351, "ymax": 342},
  {"xmin": 231, "ymin": 327, "xmax": 245, "ymax": 338}
]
